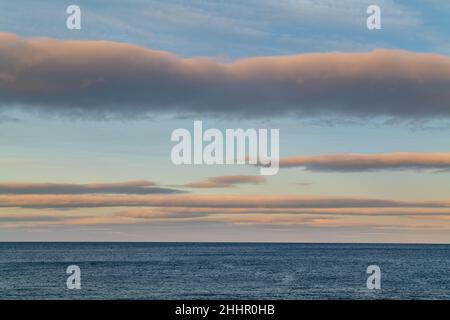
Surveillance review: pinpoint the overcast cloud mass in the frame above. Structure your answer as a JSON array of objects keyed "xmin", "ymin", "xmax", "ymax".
[{"xmin": 1, "ymin": 33, "xmax": 450, "ymax": 120}]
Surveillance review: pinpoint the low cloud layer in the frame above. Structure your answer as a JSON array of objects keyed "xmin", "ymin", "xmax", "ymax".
[
  {"xmin": 278, "ymin": 152, "xmax": 450, "ymax": 172},
  {"xmin": 1, "ymin": 194, "xmax": 449, "ymax": 209},
  {"xmin": 1, "ymin": 192, "xmax": 450, "ymax": 231},
  {"xmin": 116, "ymin": 207, "xmax": 450, "ymax": 217},
  {"xmin": 1, "ymin": 33, "xmax": 450, "ymax": 119},
  {"xmin": 0, "ymin": 181, "xmax": 181, "ymax": 195},
  {"xmin": 185, "ymin": 175, "xmax": 266, "ymax": 188},
  {"xmin": 2, "ymin": 204, "xmax": 450, "ymax": 230}
]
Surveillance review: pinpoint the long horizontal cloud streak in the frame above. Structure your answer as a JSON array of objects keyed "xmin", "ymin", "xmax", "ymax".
[
  {"xmin": 115, "ymin": 207, "xmax": 450, "ymax": 217},
  {"xmin": 0, "ymin": 181, "xmax": 181, "ymax": 194},
  {"xmin": 185, "ymin": 175, "xmax": 266, "ymax": 188},
  {"xmin": 1, "ymin": 210, "xmax": 449, "ymax": 229},
  {"xmin": 1, "ymin": 33, "xmax": 450, "ymax": 119},
  {"xmin": 1, "ymin": 194, "xmax": 449, "ymax": 209},
  {"xmin": 278, "ymin": 152, "xmax": 450, "ymax": 171}
]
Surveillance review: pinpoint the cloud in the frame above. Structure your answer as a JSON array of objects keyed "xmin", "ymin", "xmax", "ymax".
[
  {"xmin": 1, "ymin": 33, "xmax": 450, "ymax": 119},
  {"xmin": 1, "ymin": 194, "xmax": 449, "ymax": 209},
  {"xmin": 269, "ymin": 0, "xmax": 422, "ymax": 31},
  {"xmin": 115, "ymin": 206, "xmax": 450, "ymax": 218},
  {"xmin": 0, "ymin": 181, "xmax": 182, "ymax": 195},
  {"xmin": 412, "ymin": 215, "xmax": 450, "ymax": 221},
  {"xmin": 278, "ymin": 152, "xmax": 450, "ymax": 172},
  {"xmin": 3, "ymin": 208, "xmax": 449, "ymax": 230},
  {"xmin": 0, "ymin": 114, "xmax": 19, "ymax": 123},
  {"xmin": 115, "ymin": 208, "xmax": 208, "ymax": 220},
  {"xmin": 60, "ymin": 216, "xmax": 138, "ymax": 226},
  {"xmin": 0, "ymin": 214, "xmax": 64, "ymax": 222},
  {"xmin": 2, "ymin": 200, "xmax": 450, "ymax": 229},
  {"xmin": 201, "ymin": 214, "xmax": 337, "ymax": 226},
  {"xmin": 185, "ymin": 175, "xmax": 266, "ymax": 188},
  {"xmin": 296, "ymin": 182, "xmax": 313, "ymax": 186}
]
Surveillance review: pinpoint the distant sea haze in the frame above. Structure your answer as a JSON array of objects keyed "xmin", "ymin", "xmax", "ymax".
[{"xmin": 0, "ymin": 243, "xmax": 449, "ymax": 300}]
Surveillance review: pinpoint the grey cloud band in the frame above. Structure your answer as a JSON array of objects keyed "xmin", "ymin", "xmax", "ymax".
[{"xmin": 1, "ymin": 33, "xmax": 450, "ymax": 119}]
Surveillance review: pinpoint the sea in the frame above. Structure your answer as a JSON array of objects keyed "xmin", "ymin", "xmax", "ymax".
[{"xmin": 0, "ymin": 242, "xmax": 449, "ymax": 300}]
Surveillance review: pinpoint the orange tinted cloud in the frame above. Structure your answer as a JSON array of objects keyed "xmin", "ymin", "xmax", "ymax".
[
  {"xmin": 1, "ymin": 33, "xmax": 450, "ymax": 119},
  {"xmin": 116, "ymin": 207, "xmax": 450, "ymax": 217},
  {"xmin": 185, "ymin": 175, "xmax": 266, "ymax": 188},
  {"xmin": 2, "ymin": 204, "xmax": 450, "ymax": 229},
  {"xmin": 1, "ymin": 194, "xmax": 449, "ymax": 209},
  {"xmin": 278, "ymin": 152, "xmax": 450, "ymax": 171}
]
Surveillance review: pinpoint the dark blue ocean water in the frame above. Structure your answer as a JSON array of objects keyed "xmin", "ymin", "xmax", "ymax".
[{"xmin": 0, "ymin": 243, "xmax": 449, "ymax": 300}]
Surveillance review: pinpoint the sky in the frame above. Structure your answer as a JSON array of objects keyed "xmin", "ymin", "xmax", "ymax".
[{"xmin": 1, "ymin": 0, "xmax": 450, "ymax": 242}]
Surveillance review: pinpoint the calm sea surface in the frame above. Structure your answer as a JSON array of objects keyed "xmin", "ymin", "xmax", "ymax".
[{"xmin": 0, "ymin": 243, "xmax": 449, "ymax": 299}]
